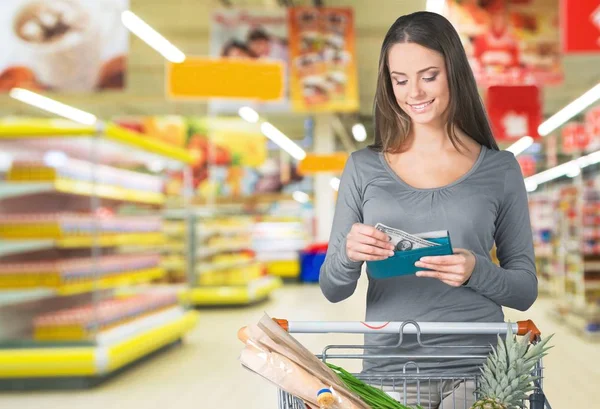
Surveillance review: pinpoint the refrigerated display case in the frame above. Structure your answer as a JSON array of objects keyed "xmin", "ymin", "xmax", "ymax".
[{"xmin": 0, "ymin": 119, "xmax": 199, "ymax": 387}]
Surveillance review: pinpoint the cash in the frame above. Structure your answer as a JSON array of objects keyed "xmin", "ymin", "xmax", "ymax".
[{"xmin": 375, "ymin": 223, "xmax": 440, "ymax": 252}]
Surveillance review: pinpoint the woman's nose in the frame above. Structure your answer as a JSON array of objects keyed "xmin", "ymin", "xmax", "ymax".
[{"xmin": 409, "ymin": 81, "xmax": 424, "ymax": 99}]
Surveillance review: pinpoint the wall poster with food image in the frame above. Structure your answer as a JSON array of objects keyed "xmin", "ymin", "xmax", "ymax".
[
  {"xmin": 209, "ymin": 8, "xmax": 290, "ymax": 113},
  {"xmin": 288, "ymin": 7, "xmax": 359, "ymax": 113},
  {"xmin": 0, "ymin": 0, "xmax": 129, "ymax": 93}
]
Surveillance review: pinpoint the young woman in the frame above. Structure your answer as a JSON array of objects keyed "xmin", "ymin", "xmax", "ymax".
[{"xmin": 319, "ymin": 11, "xmax": 537, "ymax": 408}]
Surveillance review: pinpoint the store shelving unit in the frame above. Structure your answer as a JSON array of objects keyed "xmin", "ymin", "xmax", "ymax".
[
  {"xmin": 171, "ymin": 196, "xmax": 285, "ymax": 307},
  {"xmin": 545, "ymin": 177, "xmax": 600, "ymax": 340},
  {"xmin": 252, "ymin": 216, "xmax": 309, "ymax": 280},
  {"xmin": 529, "ymin": 190, "xmax": 560, "ymax": 295},
  {"xmin": 0, "ymin": 119, "xmax": 199, "ymax": 388},
  {"xmin": 161, "ymin": 216, "xmax": 188, "ymax": 283}
]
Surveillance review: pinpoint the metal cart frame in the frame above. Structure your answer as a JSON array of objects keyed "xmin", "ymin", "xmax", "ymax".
[{"xmin": 274, "ymin": 319, "xmax": 551, "ymax": 409}]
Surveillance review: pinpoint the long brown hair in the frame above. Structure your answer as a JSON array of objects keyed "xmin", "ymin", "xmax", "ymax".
[{"xmin": 371, "ymin": 11, "xmax": 499, "ymax": 153}]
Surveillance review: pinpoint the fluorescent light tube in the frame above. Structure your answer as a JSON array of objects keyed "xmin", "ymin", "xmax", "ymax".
[
  {"xmin": 122, "ymin": 10, "xmax": 185, "ymax": 63},
  {"xmin": 505, "ymin": 136, "xmax": 534, "ymax": 156},
  {"xmin": 538, "ymin": 83, "xmax": 600, "ymax": 136},
  {"xmin": 10, "ymin": 88, "xmax": 97, "ymax": 125},
  {"xmin": 260, "ymin": 122, "xmax": 306, "ymax": 160}
]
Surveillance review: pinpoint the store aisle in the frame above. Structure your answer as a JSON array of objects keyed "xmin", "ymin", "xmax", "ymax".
[{"xmin": 0, "ymin": 276, "xmax": 596, "ymax": 409}]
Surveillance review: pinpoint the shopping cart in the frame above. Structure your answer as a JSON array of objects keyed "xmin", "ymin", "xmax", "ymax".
[{"xmin": 273, "ymin": 319, "xmax": 551, "ymax": 409}]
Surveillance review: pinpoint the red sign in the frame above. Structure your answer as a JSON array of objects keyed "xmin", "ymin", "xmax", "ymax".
[
  {"xmin": 585, "ymin": 106, "xmax": 600, "ymax": 150},
  {"xmin": 561, "ymin": 0, "xmax": 600, "ymax": 53},
  {"xmin": 562, "ymin": 122, "xmax": 589, "ymax": 153},
  {"xmin": 518, "ymin": 155, "xmax": 537, "ymax": 177},
  {"xmin": 486, "ymin": 85, "xmax": 542, "ymax": 142}
]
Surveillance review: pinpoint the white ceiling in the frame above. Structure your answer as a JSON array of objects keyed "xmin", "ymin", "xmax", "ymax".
[{"xmin": 0, "ymin": 0, "xmax": 598, "ymax": 147}]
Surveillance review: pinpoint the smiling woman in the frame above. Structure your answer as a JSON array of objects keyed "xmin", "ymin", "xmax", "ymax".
[
  {"xmin": 318, "ymin": 11, "xmax": 538, "ymax": 409},
  {"xmin": 372, "ymin": 12, "xmax": 498, "ymax": 154}
]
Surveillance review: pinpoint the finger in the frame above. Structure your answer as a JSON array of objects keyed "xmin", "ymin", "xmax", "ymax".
[
  {"xmin": 418, "ymin": 254, "xmax": 466, "ymax": 266},
  {"xmin": 354, "ymin": 224, "xmax": 390, "ymax": 242},
  {"xmin": 351, "ymin": 242, "xmax": 395, "ymax": 257},
  {"xmin": 414, "ymin": 261, "xmax": 465, "ymax": 274},
  {"xmin": 355, "ymin": 232, "xmax": 395, "ymax": 250},
  {"xmin": 415, "ymin": 271, "xmax": 465, "ymax": 286},
  {"xmin": 348, "ymin": 250, "xmax": 390, "ymax": 262}
]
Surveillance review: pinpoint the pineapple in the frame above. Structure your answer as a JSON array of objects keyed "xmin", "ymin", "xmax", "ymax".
[{"xmin": 471, "ymin": 323, "xmax": 553, "ymax": 409}]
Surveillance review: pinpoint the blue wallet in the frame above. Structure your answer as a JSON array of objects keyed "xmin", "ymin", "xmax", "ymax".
[{"xmin": 366, "ymin": 231, "xmax": 454, "ymax": 280}]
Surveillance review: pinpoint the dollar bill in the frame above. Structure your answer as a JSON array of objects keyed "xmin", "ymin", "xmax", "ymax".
[{"xmin": 375, "ymin": 223, "xmax": 440, "ymax": 252}]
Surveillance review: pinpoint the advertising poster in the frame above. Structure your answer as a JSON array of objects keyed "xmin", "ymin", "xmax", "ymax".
[
  {"xmin": 561, "ymin": 0, "xmax": 600, "ymax": 54},
  {"xmin": 288, "ymin": 7, "xmax": 359, "ymax": 113},
  {"xmin": 446, "ymin": 0, "xmax": 562, "ymax": 86},
  {"xmin": 209, "ymin": 9, "xmax": 290, "ymax": 113},
  {"xmin": 116, "ymin": 116, "xmax": 305, "ymax": 199},
  {"xmin": 0, "ymin": 0, "xmax": 129, "ymax": 93}
]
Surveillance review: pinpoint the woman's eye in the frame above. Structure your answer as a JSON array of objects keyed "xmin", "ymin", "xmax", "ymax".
[
  {"xmin": 395, "ymin": 80, "xmax": 407, "ymax": 86},
  {"xmin": 423, "ymin": 75, "xmax": 438, "ymax": 82}
]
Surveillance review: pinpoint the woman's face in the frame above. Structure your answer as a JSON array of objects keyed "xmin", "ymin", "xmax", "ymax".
[
  {"xmin": 387, "ymin": 42, "xmax": 450, "ymax": 126},
  {"xmin": 225, "ymin": 47, "xmax": 253, "ymax": 59}
]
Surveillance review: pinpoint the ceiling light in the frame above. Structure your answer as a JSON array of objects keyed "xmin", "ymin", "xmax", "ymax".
[
  {"xmin": 260, "ymin": 122, "xmax": 306, "ymax": 161},
  {"xmin": 352, "ymin": 123, "xmax": 367, "ymax": 142},
  {"xmin": 426, "ymin": 0, "xmax": 446, "ymax": 14},
  {"xmin": 538, "ymin": 83, "xmax": 600, "ymax": 136},
  {"xmin": 10, "ymin": 88, "xmax": 97, "ymax": 125},
  {"xmin": 293, "ymin": 191, "xmax": 309, "ymax": 203},
  {"xmin": 238, "ymin": 106, "xmax": 259, "ymax": 123},
  {"xmin": 121, "ymin": 10, "xmax": 185, "ymax": 63},
  {"xmin": 330, "ymin": 177, "xmax": 340, "ymax": 191},
  {"xmin": 525, "ymin": 147, "xmax": 600, "ymax": 187},
  {"xmin": 525, "ymin": 180, "xmax": 538, "ymax": 193},
  {"xmin": 505, "ymin": 136, "xmax": 534, "ymax": 156}
]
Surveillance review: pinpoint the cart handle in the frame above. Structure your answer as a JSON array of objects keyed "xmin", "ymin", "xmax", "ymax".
[{"xmin": 273, "ymin": 319, "xmax": 541, "ymax": 342}]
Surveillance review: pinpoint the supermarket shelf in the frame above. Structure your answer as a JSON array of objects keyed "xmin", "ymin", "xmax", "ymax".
[
  {"xmin": 0, "ymin": 268, "xmax": 165, "ymax": 296},
  {"xmin": 180, "ymin": 276, "xmax": 282, "ymax": 306},
  {"xmin": 0, "ymin": 309, "xmax": 199, "ymax": 378},
  {"xmin": 191, "ymin": 193, "xmax": 296, "ymax": 206},
  {"xmin": 197, "ymin": 226, "xmax": 251, "ymax": 239},
  {"xmin": 0, "ymin": 234, "xmax": 164, "ymax": 253},
  {"xmin": 162, "ymin": 257, "xmax": 186, "ymax": 272},
  {"xmin": 104, "ymin": 123, "xmax": 193, "ymax": 165},
  {"xmin": 0, "ymin": 240, "xmax": 53, "ymax": 257},
  {"xmin": 63, "ymin": 268, "xmax": 164, "ymax": 296},
  {"xmin": 0, "ymin": 180, "xmax": 165, "ymax": 205},
  {"xmin": 548, "ymin": 307, "xmax": 600, "ymax": 342},
  {"xmin": 196, "ymin": 243, "xmax": 251, "ymax": 258},
  {"xmin": 265, "ymin": 260, "xmax": 300, "ymax": 279},
  {"xmin": 0, "ymin": 119, "xmax": 193, "ymax": 165},
  {"xmin": 195, "ymin": 259, "xmax": 255, "ymax": 273},
  {"xmin": 0, "ymin": 289, "xmax": 54, "ymax": 307}
]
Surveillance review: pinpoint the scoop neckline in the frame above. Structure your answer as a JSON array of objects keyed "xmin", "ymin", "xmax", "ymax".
[{"xmin": 378, "ymin": 144, "xmax": 487, "ymax": 192}]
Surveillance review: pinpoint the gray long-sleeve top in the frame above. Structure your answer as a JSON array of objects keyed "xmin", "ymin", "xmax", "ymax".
[{"xmin": 319, "ymin": 145, "xmax": 537, "ymax": 374}]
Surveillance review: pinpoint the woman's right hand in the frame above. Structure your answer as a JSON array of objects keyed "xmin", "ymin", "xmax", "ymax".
[{"xmin": 346, "ymin": 223, "xmax": 396, "ymax": 262}]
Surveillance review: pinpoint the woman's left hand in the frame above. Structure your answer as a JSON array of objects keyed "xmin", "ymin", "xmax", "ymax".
[{"xmin": 414, "ymin": 248, "xmax": 476, "ymax": 287}]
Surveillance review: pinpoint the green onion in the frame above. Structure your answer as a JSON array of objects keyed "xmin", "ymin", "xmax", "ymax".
[{"xmin": 326, "ymin": 363, "xmax": 421, "ymax": 409}]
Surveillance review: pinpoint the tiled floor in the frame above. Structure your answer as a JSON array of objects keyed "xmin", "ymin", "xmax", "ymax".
[{"xmin": 0, "ymin": 275, "xmax": 596, "ymax": 408}]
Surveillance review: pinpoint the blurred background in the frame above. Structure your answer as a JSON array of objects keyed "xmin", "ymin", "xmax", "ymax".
[{"xmin": 0, "ymin": 0, "xmax": 598, "ymax": 408}]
